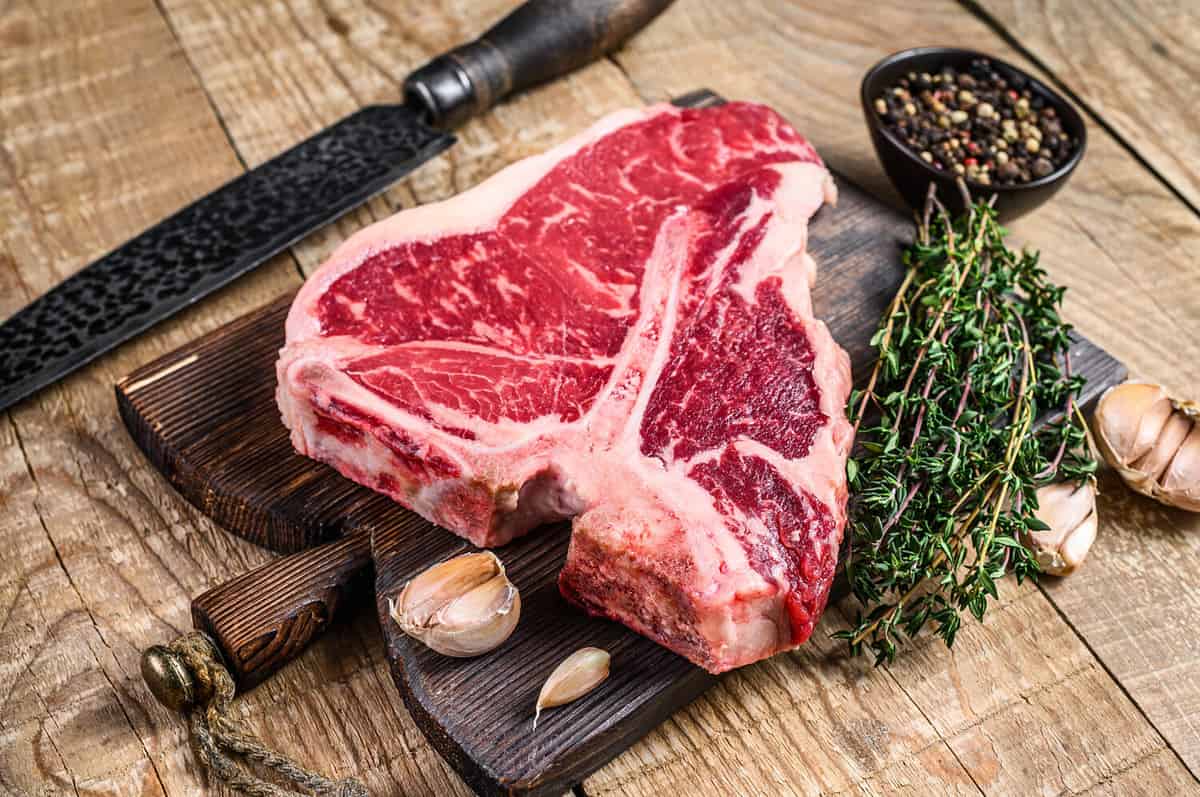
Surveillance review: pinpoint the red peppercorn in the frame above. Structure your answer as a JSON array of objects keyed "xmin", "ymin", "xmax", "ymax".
[{"xmin": 964, "ymin": 157, "xmax": 978, "ymax": 166}]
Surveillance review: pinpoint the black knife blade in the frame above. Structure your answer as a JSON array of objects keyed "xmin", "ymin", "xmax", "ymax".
[
  {"xmin": 0, "ymin": 0, "xmax": 672, "ymax": 413},
  {"xmin": 0, "ymin": 106, "xmax": 450, "ymax": 412}
]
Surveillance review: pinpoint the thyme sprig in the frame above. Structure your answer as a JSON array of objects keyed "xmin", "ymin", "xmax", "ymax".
[{"xmin": 836, "ymin": 189, "xmax": 1096, "ymax": 663}]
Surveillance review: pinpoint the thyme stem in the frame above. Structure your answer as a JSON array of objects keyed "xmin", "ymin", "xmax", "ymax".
[{"xmin": 838, "ymin": 193, "xmax": 1096, "ymax": 663}]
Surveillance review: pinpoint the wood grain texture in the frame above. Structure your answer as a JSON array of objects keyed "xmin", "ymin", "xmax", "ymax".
[
  {"xmin": 2, "ymin": 0, "xmax": 1198, "ymax": 795},
  {"xmin": 975, "ymin": 0, "xmax": 1200, "ymax": 211},
  {"xmin": 0, "ymin": 0, "xmax": 632, "ymax": 794},
  {"xmin": 955, "ymin": 6, "xmax": 1200, "ymax": 761},
  {"xmin": 594, "ymin": 0, "xmax": 1200, "ymax": 791},
  {"xmin": 0, "ymin": 1, "xmax": 305, "ymax": 795},
  {"xmin": 114, "ymin": 152, "xmax": 1123, "ymax": 793}
]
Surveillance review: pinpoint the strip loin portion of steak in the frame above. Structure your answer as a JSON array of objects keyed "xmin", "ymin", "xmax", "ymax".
[{"xmin": 278, "ymin": 102, "xmax": 852, "ymax": 672}]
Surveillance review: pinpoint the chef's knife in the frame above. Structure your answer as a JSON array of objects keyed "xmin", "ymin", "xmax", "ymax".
[{"xmin": 0, "ymin": 0, "xmax": 671, "ymax": 413}]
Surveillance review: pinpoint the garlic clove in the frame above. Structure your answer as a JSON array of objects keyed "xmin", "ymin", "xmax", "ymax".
[
  {"xmin": 425, "ymin": 577, "xmax": 521, "ymax": 657},
  {"xmin": 1131, "ymin": 394, "xmax": 1174, "ymax": 463},
  {"xmin": 1054, "ymin": 507, "xmax": 1097, "ymax": 575},
  {"xmin": 1023, "ymin": 482, "xmax": 1097, "ymax": 576},
  {"xmin": 390, "ymin": 552, "xmax": 522, "ymax": 657},
  {"xmin": 1095, "ymin": 382, "xmax": 1172, "ymax": 465},
  {"xmin": 398, "ymin": 552, "xmax": 502, "ymax": 629},
  {"xmin": 1161, "ymin": 424, "xmax": 1200, "ymax": 511},
  {"xmin": 438, "ymin": 574, "xmax": 516, "ymax": 628},
  {"xmin": 1032, "ymin": 482, "xmax": 1093, "ymax": 543},
  {"xmin": 1132, "ymin": 410, "xmax": 1192, "ymax": 483},
  {"xmin": 534, "ymin": 647, "xmax": 610, "ymax": 727}
]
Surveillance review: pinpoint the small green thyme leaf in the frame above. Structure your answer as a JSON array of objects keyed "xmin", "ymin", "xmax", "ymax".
[{"xmin": 842, "ymin": 191, "xmax": 1095, "ymax": 663}]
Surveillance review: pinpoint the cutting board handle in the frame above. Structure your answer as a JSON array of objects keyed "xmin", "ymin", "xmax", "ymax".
[
  {"xmin": 141, "ymin": 533, "xmax": 371, "ymax": 710},
  {"xmin": 405, "ymin": 0, "xmax": 673, "ymax": 127}
]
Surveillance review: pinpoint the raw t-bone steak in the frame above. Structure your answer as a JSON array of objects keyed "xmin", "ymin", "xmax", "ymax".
[{"xmin": 277, "ymin": 102, "xmax": 852, "ymax": 672}]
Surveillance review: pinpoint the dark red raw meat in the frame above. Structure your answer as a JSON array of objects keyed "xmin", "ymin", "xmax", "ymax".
[{"xmin": 277, "ymin": 103, "xmax": 851, "ymax": 672}]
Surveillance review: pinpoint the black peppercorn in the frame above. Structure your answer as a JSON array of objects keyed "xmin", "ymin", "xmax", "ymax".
[{"xmin": 876, "ymin": 58, "xmax": 1076, "ymax": 187}]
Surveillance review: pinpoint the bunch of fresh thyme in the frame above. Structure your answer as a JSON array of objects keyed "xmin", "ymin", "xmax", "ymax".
[{"xmin": 837, "ymin": 187, "xmax": 1096, "ymax": 663}]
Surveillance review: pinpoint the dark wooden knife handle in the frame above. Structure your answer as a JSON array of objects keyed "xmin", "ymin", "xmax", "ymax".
[
  {"xmin": 141, "ymin": 533, "xmax": 373, "ymax": 711},
  {"xmin": 405, "ymin": 0, "xmax": 673, "ymax": 127}
]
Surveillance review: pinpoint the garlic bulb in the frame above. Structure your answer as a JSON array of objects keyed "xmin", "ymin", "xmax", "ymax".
[
  {"xmin": 1093, "ymin": 382, "xmax": 1200, "ymax": 511},
  {"xmin": 535, "ymin": 647, "xmax": 610, "ymax": 727},
  {"xmin": 389, "ymin": 552, "xmax": 520, "ymax": 657},
  {"xmin": 1023, "ymin": 482, "xmax": 1097, "ymax": 575}
]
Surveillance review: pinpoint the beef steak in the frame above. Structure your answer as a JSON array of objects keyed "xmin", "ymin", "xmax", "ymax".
[{"xmin": 277, "ymin": 102, "xmax": 852, "ymax": 672}]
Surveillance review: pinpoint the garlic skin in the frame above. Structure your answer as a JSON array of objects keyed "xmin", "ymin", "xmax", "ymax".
[
  {"xmin": 1023, "ymin": 482, "xmax": 1097, "ymax": 575},
  {"xmin": 389, "ymin": 552, "xmax": 520, "ymax": 657},
  {"xmin": 1094, "ymin": 382, "xmax": 1200, "ymax": 511},
  {"xmin": 535, "ymin": 647, "xmax": 610, "ymax": 727}
]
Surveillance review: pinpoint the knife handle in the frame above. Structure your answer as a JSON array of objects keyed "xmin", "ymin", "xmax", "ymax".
[
  {"xmin": 406, "ymin": 0, "xmax": 673, "ymax": 127},
  {"xmin": 141, "ymin": 533, "xmax": 372, "ymax": 710}
]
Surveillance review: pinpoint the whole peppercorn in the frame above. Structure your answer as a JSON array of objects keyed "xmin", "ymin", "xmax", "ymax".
[{"xmin": 875, "ymin": 58, "xmax": 1077, "ymax": 186}]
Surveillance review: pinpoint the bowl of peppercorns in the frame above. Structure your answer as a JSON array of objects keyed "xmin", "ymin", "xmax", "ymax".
[{"xmin": 862, "ymin": 47, "xmax": 1086, "ymax": 221}]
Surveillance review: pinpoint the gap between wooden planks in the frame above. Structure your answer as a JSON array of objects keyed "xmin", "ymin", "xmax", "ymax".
[{"xmin": 1, "ymin": 1, "xmax": 1197, "ymax": 796}]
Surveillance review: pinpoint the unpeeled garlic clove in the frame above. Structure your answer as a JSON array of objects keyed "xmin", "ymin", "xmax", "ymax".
[
  {"xmin": 1094, "ymin": 381, "xmax": 1200, "ymax": 511},
  {"xmin": 534, "ymin": 647, "xmax": 610, "ymax": 728},
  {"xmin": 389, "ymin": 552, "xmax": 520, "ymax": 657},
  {"xmin": 1023, "ymin": 482, "xmax": 1097, "ymax": 576},
  {"xmin": 1162, "ymin": 424, "xmax": 1200, "ymax": 508}
]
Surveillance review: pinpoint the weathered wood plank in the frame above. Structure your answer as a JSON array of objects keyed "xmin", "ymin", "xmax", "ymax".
[
  {"xmin": 3, "ymin": 0, "xmax": 1198, "ymax": 795},
  {"xmin": 948, "ymin": 7, "xmax": 1200, "ymax": 762},
  {"xmin": 0, "ymin": 1, "xmax": 303, "ymax": 795},
  {"xmin": 589, "ymin": 0, "xmax": 1200, "ymax": 790},
  {"xmin": 587, "ymin": 579, "xmax": 1196, "ymax": 795},
  {"xmin": 974, "ymin": 0, "xmax": 1200, "ymax": 212}
]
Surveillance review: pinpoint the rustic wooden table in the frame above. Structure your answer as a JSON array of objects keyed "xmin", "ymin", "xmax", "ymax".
[{"xmin": 3, "ymin": 1, "xmax": 1199, "ymax": 795}]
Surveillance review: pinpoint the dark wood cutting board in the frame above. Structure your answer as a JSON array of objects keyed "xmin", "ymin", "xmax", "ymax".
[{"xmin": 116, "ymin": 96, "xmax": 1126, "ymax": 797}]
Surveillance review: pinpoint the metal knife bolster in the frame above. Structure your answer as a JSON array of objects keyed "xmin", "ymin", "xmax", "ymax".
[
  {"xmin": 405, "ymin": 0, "xmax": 674, "ymax": 128},
  {"xmin": 0, "ymin": 105, "xmax": 452, "ymax": 409}
]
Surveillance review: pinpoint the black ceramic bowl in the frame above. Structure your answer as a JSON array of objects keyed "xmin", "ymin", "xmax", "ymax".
[{"xmin": 861, "ymin": 47, "xmax": 1086, "ymax": 222}]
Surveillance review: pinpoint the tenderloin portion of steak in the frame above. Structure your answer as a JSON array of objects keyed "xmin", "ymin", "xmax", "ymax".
[{"xmin": 277, "ymin": 102, "xmax": 852, "ymax": 672}]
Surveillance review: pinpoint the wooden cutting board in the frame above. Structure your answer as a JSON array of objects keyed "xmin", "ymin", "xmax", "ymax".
[{"xmin": 116, "ymin": 97, "xmax": 1126, "ymax": 796}]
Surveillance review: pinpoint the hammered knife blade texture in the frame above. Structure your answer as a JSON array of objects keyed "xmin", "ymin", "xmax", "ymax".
[{"xmin": 0, "ymin": 104, "xmax": 451, "ymax": 412}]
